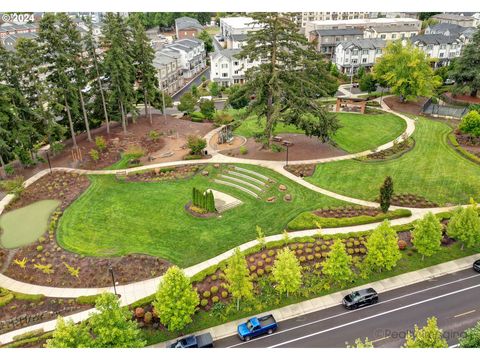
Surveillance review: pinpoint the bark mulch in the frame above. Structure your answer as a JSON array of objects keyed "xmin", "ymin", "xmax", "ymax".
[{"xmin": 313, "ymin": 206, "xmax": 381, "ymax": 218}]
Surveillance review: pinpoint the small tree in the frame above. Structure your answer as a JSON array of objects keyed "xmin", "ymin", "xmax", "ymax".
[
  {"xmin": 198, "ymin": 29, "xmax": 214, "ymax": 53},
  {"xmin": 404, "ymin": 317, "xmax": 448, "ymax": 348},
  {"xmin": 224, "ymin": 248, "xmax": 253, "ymax": 310},
  {"xmin": 412, "ymin": 212, "xmax": 443, "ymax": 260},
  {"xmin": 359, "ymin": 73, "xmax": 377, "ymax": 93},
  {"xmin": 186, "ymin": 135, "xmax": 207, "ymax": 155},
  {"xmin": 459, "ymin": 321, "xmax": 480, "ymax": 348},
  {"xmin": 209, "ymin": 81, "xmax": 220, "ymax": 97},
  {"xmin": 178, "ymin": 92, "xmax": 197, "ymax": 115},
  {"xmin": 272, "ymin": 248, "xmax": 302, "ymax": 297},
  {"xmin": 321, "ymin": 239, "xmax": 354, "ymax": 288},
  {"xmin": 346, "ymin": 337, "xmax": 374, "ymax": 348},
  {"xmin": 256, "ymin": 225, "xmax": 266, "ymax": 250},
  {"xmin": 226, "ymin": 84, "xmax": 249, "ymax": 109},
  {"xmin": 153, "ymin": 266, "xmax": 199, "ymax": 332},
  {"xmin": 46, "ymin": 317, "xmax": 93, "ymax": 348},
  {"xmin": 363, "ymin": 220, "xmax": 401, "ymax": 274},
  {"xmin": 459, "ymin": 110, "xmax": 480, "ymax": 137},
  {"xmin": 379, "ymin": 176, "xmax": 394, "ymax": 213},
  {"xmin": 199, "ymin": 99, "xmax": 216, "ymax": 120},
  {"xmin": 447, "ymin": 201, "xmax": 480, "ymax": 250},
  {"xmin": 191, "ymin": 84, "xmax": 199, "ymax": 97}
]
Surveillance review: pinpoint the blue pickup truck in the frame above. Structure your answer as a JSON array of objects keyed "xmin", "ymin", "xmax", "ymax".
[{"xmin": 237, "ymin": 314, "xmax": 278, "ymax": 341}]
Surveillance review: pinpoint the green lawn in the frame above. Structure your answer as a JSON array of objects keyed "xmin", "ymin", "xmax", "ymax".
[
  {"xmin": 307, "ymin": 117, "xmax": 480, "ymax": 205},
  {"xmin": 233, "ymin": 111, "xmax": 406, "ymax": 153},
  {"xmin": 57, "ymin": 164, "xmax": 345, "ymax": 267},
  {"xmin": 0, "ymin": 200, "xmax": 60, "ymax": 248}
]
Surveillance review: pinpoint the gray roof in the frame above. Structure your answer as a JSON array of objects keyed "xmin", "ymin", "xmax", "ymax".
[
  {"xmin": 410, "ymin": 34, "xmax": 460, "ymax": 45},
  {"xmin": 427, "ymin": 22, "xmax": 467, "ymax": 34},
  {"xmin": 167, "ymin": 38, "xmax": 203, "ymax": 51},
  {"xmin": 175, "ymin": 16, "xmax": 203, "ymax": 31},
  {"xmin": 311, "ymin": 28, "xmax": 364, "ymax": 36},
  {"xmin": 433, "ymin": 13, "xmax": 475, "ymax": 21},
  {"xmin": 230, "ymin": 33, "xmax": 249, "ymax": 41},
  {"xmin": 1, "ymin": 32, "xmax": 38, "ymax": 51},
  {"xmin": 214, "ymin": 48, "xmax": 242, "ymax": 59},
  {"xmin": 338, "ymin": 38, "xmax": 386, "ymax": 49},
  {"xmin": 366, "ymin": 24, "xmax": 419, "ymax": 33}
]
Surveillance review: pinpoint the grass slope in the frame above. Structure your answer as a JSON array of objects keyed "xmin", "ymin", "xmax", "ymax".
[
  {"xmin": 0, "ymin": 200, "xmax": 60, "ymax": 248},
  {"xmin": 307, "ymin": 117, "xmax": 480, "ymax": 205},
  {"xmin": 57, "ymin": 164, "xmax": 344, "ymax": 267},
  {"xmin": 233, "ymin": 111, "xmax": 406, "ymax": 153}
]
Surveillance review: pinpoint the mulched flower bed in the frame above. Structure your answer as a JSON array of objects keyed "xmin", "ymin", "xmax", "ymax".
[
  {"xmin": 389, "ymin": 193, "xmax": 438, "ymax": 208},
  {"xmin": 1, "ymin": 171, "xmax": 170, "ymax": 288},
  {"xmin": 365, "ymin": 138, "xmax": 414, "ymax": 161},
  {"xmin": 454, "ymin": 132, "xmax": 480, "ymax": 157},
  {"xmin": 284, "ymin": 164, "xmax": 317, "ymax": 177},
  {"xmin": 124, "ymin": 165, "xmax": 204, "ymax": 183},
  {"xmin": 313, "ymin": 205, "xmax": 381, "ymax": 218},
  {"xmin": 184, "ymin": 202, "xmax": 218, "ymax": 219}
]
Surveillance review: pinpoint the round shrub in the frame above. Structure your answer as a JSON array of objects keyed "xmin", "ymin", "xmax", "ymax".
[
  {"xmin": 221, "ymin": 291, "xmax": 228, "ymax": 299},
  {"xmin": 201, "ymin": 299, "xmax": 208, "ymax": 307},
  {"xmin": 250, "ymin": 265, "xmax": 257, "ymax": 272},
  {"xmin": 265, "ymin": 257, "xmax": 272, "ymax": 264},
  {"xmin": 354, "ymin": 248, "xmax": 360, "ymax": 253},
  {"xmin": 347, "ymin": 249, "xmax": 354, "ymax": 255},
  {"xmin": 290, "ymin": 244, "xmax": 297, "ymax": 250},
  {"xmin": 299, "ymin": 256, "xmax": 306, "ymax": 262},
  {"xmin": 296, "ymin": 249, "xmax": 303, "ymax": 255},
  {"xmin": 314, "ymin": 246, "xmax": 321, "ymax": 252},
  {"xmin": 354, "ymin": 240, "xmax": 360, "ymax": 246},
  {"xmin": 251, "ymin": 273, "xmax": 258, "ymax": 280},
  {"xmin": 212, "ymin": 296, "xmax": 219, "ymax": 303},
  {"xmin": 210, "ymin": 286, "xmax": 219, "ymax": 294},
  {"xmin": 257, "ymin": 268, "xmax": 265, "ymax": 276},
  {"xmin": 346, "ymin": 242, "xmax": 354, "ymax": 248},
  {"xmin": 249, "ymin": 257, "xmax": 255, "ymax": 263},
  {"xmin": 265, "ymin": 265, "xmax": 272, "ymax": 273},
  {"xmin": 261, "ymin": 253, "xmax": 267, "ymax": 260},
  {"xmin": 322, "ymin": 252, "xmax": 328, "ymax": 258},
  {"xmin": 144, "ymin": 311, "xmax": 153, "ymax": 324},
  {"xmin": 397, "ymin": 240, "xmax": 408, "ymax": 250},
  {"xmin": 203, "ymin": 291, "xmax": 211, "ymax": 298},
  {"xmin": 135, "ymin": 307, "xmax": 145, "ymax": 318},
  {"xmin": 298, "ymin": 244, "xmax": 304, "ymax": 249},
  {"xmin": 321, "ymin": 245, "xmax": 327, "ymax": 250},
  {"xmin": 314, "ymin": 253, "xmax": 322, "ymax": 259},
  {"xmin": 268, "ymin": 250, "xmax": 275, "ymax": 257},
  {"xmin": 211, "ymin": 275, "xmax": 218, "ymax": 281},
  {"xmin": 305, "ymin": 248, "xmax": 313, "ymax": 254},
  {"xmin": 257, "ymin": 260, "xmax": 264, "ymax": 267},
  {"xmin": 36, "ymin": 245, "xmax": 44, "ymax": 252},
  {"xmin": 360, "ymin": 248, "xmax": 366, "ymax": 254},
  {"xmin": 307, "ymin": 255, "xmax": 314, "ymax": 261},
  {"xmin": 307, "ymin": 243, "xmax": 314, "ymax": 248}
]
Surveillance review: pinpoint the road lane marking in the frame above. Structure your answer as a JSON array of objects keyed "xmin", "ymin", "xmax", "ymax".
[
  {"xmin": 268, "ymin": 282, "xmax": 480, "ymax": 348},
  {"xmin": 454, "ymin": 309, "xmax": 476, "ymax": 318},
  {"xmin": 227, "ymin": 273, "xmax": 480, "ymax": 348},
  {"xmin": 371, "ymin": 336, "xmax": 390, "ymax": 343}
]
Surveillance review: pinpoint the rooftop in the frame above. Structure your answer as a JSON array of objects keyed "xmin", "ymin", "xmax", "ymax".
[
  {"xmin": 220, "ymin": 16, "xmax": 261, "ymax": 29},
  {"xmin": 311, "ymin": 28, "xmax": 364, "ymax": 36},
  {"xmin": 309, "ymin": 17, "xmax": 420, "ymax": 26},
  {"xmin": 410, "ymin": 34, "xmax": 460, "ymax": 45},
  {"xmin": 175, "ymin": 16, "xmax": 203, "ymax": 31},
  {"xmin": 433, "ymin": 13, "xmax": 475, "ymax": 21},
  {"xmin": 338, "ymin": 38, "xmax": 386, "ymax": 49}
]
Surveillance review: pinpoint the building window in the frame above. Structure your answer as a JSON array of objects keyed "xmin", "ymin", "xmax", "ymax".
[
  {"xmin": 410, "ymin": 32, "xmax": 416, "ymax": 37},
  {"xmin": 362, "ymin": 58, "xmax": 367, "ymax": 63},
  {"xmin": 352, "ymin": 49, "xmax": 358, "ymax": 55},
  {"xmin": 352, "ymin": 59, "xmax": 358, "ymax": 64},
  {"xmin": 234, "ymin": 70, "xmax": 239, "ymax": 74},
  {"xmin": 380, "ymin": 34, "xmax": 386, "ymax": 39},
  {"xmin": 234, "ymin": 61, "xmax": 239, "ymax": 66},
  {"xmin": 221, "ymin": 63, "xmax": 228, "ymax": 69},
  {"xmin": 439, "ymin": 53, "xmax": 445, "ymax": 58},
  {"xmin": 376, "ymin": 48, "xmax": 382, "ymax": 54},
  {"xmin": 222, "ymin": 73, "xmax": 228, "ymax": 78},
  {"xmin": 345, "ymin": 58, "xmax": 349, "ymax": 63},
  {"xmin": 391, "ymin": 34, "xmax": 397, "ymax": 39},
  {"xmin": 362, "ymin": 49, "xmax": 368, "ymax": 55}
]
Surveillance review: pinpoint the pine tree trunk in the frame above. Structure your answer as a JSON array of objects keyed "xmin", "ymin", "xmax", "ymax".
[
  {"xmin": 93, "ymin": 49, "xmax": 110, "ymax": 134},
  {"xmin": 119, "ymin": 100, "xmax": 127, "ymax": 134},
  {"xmin": 79, "ymin": 89, "xmax": 92, "ymax": 142},
  {"xmin": 0, "ymin": 154, "xmax": 6, "ymax": 179},
  {"xmin": 64, "ymin": 95, "xmax": 77, "ymax": 148},
  {"xmin": 144, "ymin": 89, "xmax": 152, "ymax": 125}
]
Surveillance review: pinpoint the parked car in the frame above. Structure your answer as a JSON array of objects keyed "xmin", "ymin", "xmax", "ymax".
[
  {"xmin": 473, "ymin": 259, "xmax": 480, "ymax": 273},
  {"xmin": 342, "ymin": 288, "xmax": 378, "ymax": 310},
  {"xmin": 169, "ymin": 333, "xmax": 214, "ymax": 348},
  {"xmin": 237, "ymin": 314, "xmax": 277, "ymax": 341}
]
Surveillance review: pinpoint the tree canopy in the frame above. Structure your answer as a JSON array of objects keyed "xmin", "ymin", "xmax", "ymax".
[
  {"xmin": 363, "ymin": 220, "xmax": 401, "ymax": 274},
  {"xmin": 412, "ymin": 212, "xmax": 443, "ymax": 260},
  {"xmin": 272, "ymin": 247, "xmax": 302, "ymax": 296},
  {"xmin": 321, "ymin": 239, "xmax": 354, "ymax": 288},
  {"xmin": 404, "ymin": 317, "xmax": 448, "ymax": 348},
  {"xmin": 224, "ymin": 248, "xmax": 253, "ymax": 309},
  {"xmin": 450, "ymin": 27, "xmax": 480, "ymax": 97}
]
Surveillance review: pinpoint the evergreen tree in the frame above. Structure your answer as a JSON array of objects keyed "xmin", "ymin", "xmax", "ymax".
[
  {"xmin": 373, "ymin": 41, "xmax": 442, "ymax": 102},
  {"xmin": 450, "ymin": 27, "xmax": 480, "ymax": 97},
  {"xmin": 447, "ymin": 201, "xmax": 480, "ymax": 250},
  {"xmin": 412, "ymin": 212, "xmax": 443, "ymax": 260},
  {"xmin": 404, "ymin": 317, "xmax": 448, "ymax": 348},
  {"xmin": 198, "ymin": 29, "xmax": 213, "ymax": 53},
  {"xmin": 153, "ymin": 266, "xmax": 199, "ymax": 332},
  {"xmin": 459, "ymin": 321, "xmax": 480, "ymax": 348},
  {"xmin": 379, "ymin": 176, "xmax": 394, "ymax": 213},
  {"xmin": 178, "ymin": 92, "xmax": 197, "ymax": 115},
  {"xmin": 272, "ymin": 248, "xmax": 302, "ymax": 297},
  {"xmin": 363, "ymin": 220, "xmax": 401, "ymax": 274},
  {"xmin": 239, "ymin": 13, "xmax": 340, "ymax": 147},
  {"xmin": 224, "ymin": 248, "xmax": 253, "ymax": 310},
  {"xmin": 321, "ymin": 239, "xmax": 354, "ymax": 288}
]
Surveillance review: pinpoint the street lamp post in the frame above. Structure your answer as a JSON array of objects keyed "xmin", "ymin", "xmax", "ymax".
[
  {"xmin": 108, "ymin": 266, "xmax": 117, "ymax": 296},
  {"xmin": 46, "ymin": 151, "xmax": 52, "ymax": 174}
]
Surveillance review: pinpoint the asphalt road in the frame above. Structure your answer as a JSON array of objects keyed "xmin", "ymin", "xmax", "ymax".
[
  {"xmin": 215, "ymin": 268, "xmax": 480, "ymax": 348},
  {"xmin": 172, "ymin": 67, "xmax": 211, "ymax": 101}
]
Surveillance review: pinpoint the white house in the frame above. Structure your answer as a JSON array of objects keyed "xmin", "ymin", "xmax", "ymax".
[
  {"xmin": 164, "ymin": 38, "xmax": 207, "ymax": 79},
  {"xmin": 153, "ymin": 49, "xmax": 184, "ymax": 95},
  {"xmin": 334, "ymin": 39, "xmax": 386, "ymax": 74},
  {"xmin": 363, "ymin": 23, "xmax": 420, "ymax": 41},
  {"xmin": 209, "ymin": 49, "xmax": 261, "ymax": 87},
  {"xmin": 219, "ymin": 17, "xmax": 262, "ymax": 49},
  {"xmin": 407, "ymin": 34, "xmax": 466, "ymax": 67}
]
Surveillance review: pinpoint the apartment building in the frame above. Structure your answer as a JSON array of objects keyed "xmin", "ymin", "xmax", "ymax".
[
  {"xmin": 175, "ymin": 16, "xmax": 204, "ymax": 40},
  {"xmin": 432, "ymin": 13, "xmax": 478, "ymax": 27},
  {"xmin": 334, "ymin": 39, "xmax": 386, "ymax": 74},
  {"xmin": 219, "ymin": 17, "xmax": 262, "ymax": 49},
  {"xmin": 363, "ymin": 23, "xmax": 420, "ymax": 40},
  {"xmin": 309, "ymin": 28, "xmax": 364, "ymax": 58},
  {"xmin": 164, "ymin": 38, "xmax": 207, "ymax": 79},
  {"xmin": 300, "ymin": 12, "xmax": 373, "ymax": 28},
  {"xmin": 153, "ymin": 49, "xmax": 184, "ymax": 95},
  {"xmin": 408, "ymin": 34, "xmax": 466, "ymax": 67},
  {"xmin": 209, "ymin": 49, "xmax": 261, "ymax": 87},
  {"xmin": 425, "ymin": 23, "xmax": 477, "ymax": 44}
]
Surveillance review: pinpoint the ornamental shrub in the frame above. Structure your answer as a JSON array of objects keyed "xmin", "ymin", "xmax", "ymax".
[
  {"xmin": 268, "ymin": 250, "xmax": 275, "ymax": 257},
  {"xmin": 135, "ymin": 307, "xmax": 145, "ymax": 318},
  {"xmin": 210, "ymin": 286, "xmax": 219, "ymax": 294},
  {"xmin": 265, "ymin": 258, "xmax": 272, "ymax": 264},
  {"xmin": 459, "ymin": 110, "xmax": 480, "ymax": 137},
  {"xmin": 36, "ymin": 246, "xmax": 43, "ymax": 252},
  {"xmin": 203, "ymin": 291, "xmax": 211, "ymax": 298},
  {"xmin": 212, "ymin": 296, "xmax": 219, "ymax": 303},
  {"xmin": 397, "ymin": 240, "xmax": 408, "ymax": 250},
  {"xmin": 201, "ymin": 299, "xmax": 208, "ymax": 307},
  {"xmin": 257, "ymin": 268, "xmax": 264, "ymax": 276},
  {"xmin": 89, "ymin": 149, "xmax": 100, "ymax": 162},
  {"xmin": 144, "ymin": 312, "xmax": 153, "ymax": 324},
  {"xmin": 261, "ymin": 253, "xmax": 267, "ymax": 259},
  {"xmin": 249, "ymin": 265, "xmax": 257, "ymax": 272},
  {"xmin": 95, "ymin": 136, "xmax": 107, "ymax": 152},
  {"xmin": 221, "ymin": 291, "xmax": 228, "ymax": 299},
  {"xmin": 307, "ymin": 255, "xmax": 314, "ymax": 261},
  {"xmin": 265, "ymin": 265, "xmax": 272, "ymax": 273},
  {"xmin": 257, "ymin": 261, "xmax": 264, "ymax": 267}
]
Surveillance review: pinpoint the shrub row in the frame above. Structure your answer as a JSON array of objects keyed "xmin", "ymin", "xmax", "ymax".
[
  {"xmin": 287, "ymin": 209, "xmax": 412, "ymax": 231},
  {"xmin": 448, "ymin": 133, "xmax": 480, "ymax": 165},
  {"xmin": 76, "ymin": 294, "xmax": 103, "ymax": 306}
]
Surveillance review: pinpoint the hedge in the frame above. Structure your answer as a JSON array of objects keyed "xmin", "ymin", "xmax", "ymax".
[
  {"xmin": 0, "ymin": 293, "xmax": 14, "ymax": 307},
  {"xmin": 448, "ymin": 132, "xmax": 480, "ymax": 165},
  {"xmin": 3, "ymin": 332, "xmax": 52, "ymax": 348},
  {"xmin": 76, "ymin": 294, "xmax": 103, "ymax": 305},
  {"xmin": 12, "ymin": 292, "xmax": 45, "ymax": 302},
  {"xmin": 12, "ymin": 329, "xmax": 45, "ymax": 341},
  {"xmin": 287, "ymin": 209, "xmax": 412, "ymax": 231}
]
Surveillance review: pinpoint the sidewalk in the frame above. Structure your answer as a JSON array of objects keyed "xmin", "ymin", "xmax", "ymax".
[{"xmin": 151, "ymin": 253, "xmax": 479, "ymax": 347}]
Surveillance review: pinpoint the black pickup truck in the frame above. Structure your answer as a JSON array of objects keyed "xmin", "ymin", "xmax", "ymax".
[{"xmin": 169, "ymin": 333, "xmax": 214, "ymax": 348}]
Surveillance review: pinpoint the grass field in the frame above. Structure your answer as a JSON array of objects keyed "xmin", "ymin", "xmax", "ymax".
[
  {"xmin": 0, "ymin": 200, "xmax": 60, "ymax": 248},
  {"xmin": 232, "ymin": 111, "xmax": 406, "ymax": 153},
  {"xmin": 57, "ymin": 164, "xmax": 345, "ymax": 267},
  {"xmin": 307, "ymin": 117, "xmax": 480, "ymax": 205}
]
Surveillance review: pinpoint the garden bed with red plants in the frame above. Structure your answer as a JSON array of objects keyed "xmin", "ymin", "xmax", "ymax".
[{"xmin": 124, "ymin": 165, "xmax": 204, "ymax": 183}]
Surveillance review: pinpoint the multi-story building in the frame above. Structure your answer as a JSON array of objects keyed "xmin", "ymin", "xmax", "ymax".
[
  {"xmin": 0, "ymin": 22, "xmax": 38, "ymax": 39},
  {"xmin": 432, "ymin": 13, "xmax": 478, "ymax": 28},
  {"xmin": 209, "ymin": 49, "xmax": 261, "ymax": 87},
  {"xmin": 309, "ymin": 28, "xmax": 364, "ymax": 58},
  {"xmin": 164, "ymin": 38, "xmax": 207, "ymax": 79},
  {"xmin": 363, "ymin": 23, "xmax": 420, "ymax": 40},
  {"xmin": 334, "ymin": 39, "xmax": 386, "ymax": 74},
  {"xmin": 219, "ymin": 17, "xmax": 262, "ymax": 49},
  {"xmin": 425, "ymin": 22, "xmax": 477, "ymax": 44},
  {"xmin": 300, "ymin": 12, "xmax": 373, "ymax": 28},
  {"xmin": 153, "ymin": 49, "xmax": 184, "ymax": 95},
  {"xmin": 175, "ymin": 16, "xmax": 204, "ymax": 40},
  {"xmin": 408, "ymin": 34, "xmax": 466, "ymax": 67}
]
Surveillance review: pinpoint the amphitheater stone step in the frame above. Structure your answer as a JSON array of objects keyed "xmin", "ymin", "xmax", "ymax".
[
  {"xmin": 234, "ymin": 166, "xmax": 270, "ymax": 181},
  {"xmin": 226, "ymin": 170, "xmax": 267, "ymax": 186},
  {"xmin": 219, "ymin": 175, "xmax": 263, "ymax": 192},
  {"xmin": 213, "ymin": 179, "xmax": 259, "ymax": 198}
]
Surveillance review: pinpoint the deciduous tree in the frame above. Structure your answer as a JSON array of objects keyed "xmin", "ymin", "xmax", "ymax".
[
  {"xmin": 153, "ymin": 266, "xmax": 199, "ymax": 332},
  {"xmin": 224, "ymin": 248, "xmax": 253, "ymax": 310},
  {"xmin": 178, "ymin": 92, "xmax": 197, "ymax": 115},
  {"xmin": 321, "ymin": 239, "xmax": 354, "ymax": 288},
  {"xmin": 404, "ymin": 317, "xmax": 448, "ymax": 348},
  {"xmin": 198, "ymin": 29, "xmax": 213, "ymax": 53},
  {"xmin": 412, "ymin": 212, "xmax": 443, "ymax": 260},
  {"xmin": 459, "ymin": 321, "xmax": 480, "ymax": 348},
  {"xmin": 272, "ymin": 248, "xmax": 302, "ymax": 297},
  {"xmin": 46, "ymin": 317, "xmax": 93, "ymax": 348},
  {"xmin": 363, "ymin": 220, "xmax": 401, "ymax": 274},
  {"xmin": 447, "ymin": 201, "xmax": 480, "ymax": 249},
  {"xmin": 450, "ymin": 27, "xmax": 480, "ymax": 97}
]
